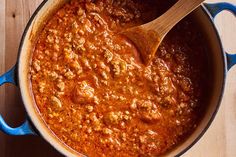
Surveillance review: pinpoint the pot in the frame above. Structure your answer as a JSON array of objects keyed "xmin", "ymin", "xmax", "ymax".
[{"xmin": 0, "ymin": 1, "xmax": 235, "ymax": 156}]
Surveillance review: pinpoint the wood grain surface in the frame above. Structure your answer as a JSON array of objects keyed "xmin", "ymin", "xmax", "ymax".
[{"xmin": 0, "ymin": 0, "xmax": 235, "ymax": 156}]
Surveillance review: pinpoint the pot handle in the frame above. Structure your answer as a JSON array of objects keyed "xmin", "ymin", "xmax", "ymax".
[
  {"xmin": 0, "ymin": 65, "xmax": 36, "ymax": 135},
  {"xmin": 204, "ymin": 2, "xmax": 236, "ymax": 70}
]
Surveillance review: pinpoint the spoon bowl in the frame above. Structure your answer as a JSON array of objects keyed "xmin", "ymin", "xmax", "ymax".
[{"xmin": 122, "ymin": 0, "xmax": 205, "ymax": 65}]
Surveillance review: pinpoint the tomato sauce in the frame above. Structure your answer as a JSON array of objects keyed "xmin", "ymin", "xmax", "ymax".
[{"xmin": 30, "ymin": 0, "xmax": 210, "ymax": 156}]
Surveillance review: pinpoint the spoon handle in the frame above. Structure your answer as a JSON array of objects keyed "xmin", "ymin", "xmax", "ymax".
[{"xmin": 145, "ymin": 0, "xmax": 204, "ymax": 38}]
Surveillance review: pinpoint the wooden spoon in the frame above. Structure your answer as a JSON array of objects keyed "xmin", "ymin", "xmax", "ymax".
[{"xmin": 122, "ymin": 0, "xmax": 204, "ymax": 65}]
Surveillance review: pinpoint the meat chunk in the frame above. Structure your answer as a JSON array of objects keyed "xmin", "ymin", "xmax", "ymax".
[
  {"xmin": 140, "ymin": 110, "xmax": 162, "ymax": 123},
  {"xmin": 104, "ymin": 111, "xmax": 121, "ymax": 125},
  {"xmin": 111, "ymin": 59, "xmax": 127, "ymax": 76},
  {"xmin": 137, "ymin": 100, "xmax": 162, "ymax": 123},
  {"xmin": 72, "ymin": 81, "xmax": 95, "ymax": 104},
  {"xmin": 51, "ymin": 96, "xmax": 62, "ymax": 108}
]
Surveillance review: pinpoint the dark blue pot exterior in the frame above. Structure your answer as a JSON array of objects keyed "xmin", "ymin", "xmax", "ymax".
[
  {"xmin": 204, "ymin": 2, "xmax": 236, "ymax": 70},
  {"xmin": 0, "ymin": 66, "xmax": 36, "ymax": 135}
]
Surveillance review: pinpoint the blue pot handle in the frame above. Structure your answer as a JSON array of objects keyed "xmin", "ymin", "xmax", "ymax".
[
  {"xmin": 0, "ymin": 66, "xmax": 36, "ymax": 135},
  {"xmin": 204, "ymin": 2, "xmax": 236, "ymax": 70}
]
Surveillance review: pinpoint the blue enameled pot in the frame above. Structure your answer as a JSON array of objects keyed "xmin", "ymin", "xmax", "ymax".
[{"xmin": 0, "ymin": 1, "xmax": 235, "ymax": 156}]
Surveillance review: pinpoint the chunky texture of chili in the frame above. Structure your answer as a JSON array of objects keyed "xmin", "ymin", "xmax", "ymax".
[{"xmin": 30, "ymin": 0, "xmax": 210, "ymax": 156}]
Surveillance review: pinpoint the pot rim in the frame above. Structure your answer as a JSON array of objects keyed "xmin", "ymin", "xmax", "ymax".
[
  {"xmin": 174, "ymin": 5, "xmax": 227, "ymax": 156},
  {"xmin": 16, "ymin": 1, "xmax": 228, "ymax": 157}
]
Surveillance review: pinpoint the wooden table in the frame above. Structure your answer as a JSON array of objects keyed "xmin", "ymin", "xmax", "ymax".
[{"xmin": 0, "ymin": 0, "xmax": 235, "ymax": 156}]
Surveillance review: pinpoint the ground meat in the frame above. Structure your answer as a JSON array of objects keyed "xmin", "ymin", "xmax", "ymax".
[{"xmin": 30, "ymin": 0, "xmax": 210, "ymax": 156}]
